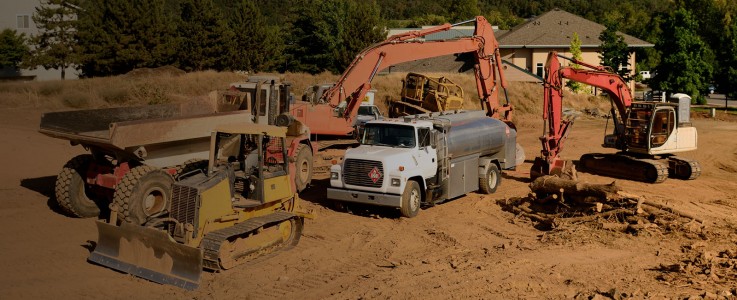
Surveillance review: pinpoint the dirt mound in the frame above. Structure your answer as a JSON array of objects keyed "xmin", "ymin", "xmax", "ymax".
[{"xmin": 125, "ymin": 65, "xmax": 186, "ymax": 78}]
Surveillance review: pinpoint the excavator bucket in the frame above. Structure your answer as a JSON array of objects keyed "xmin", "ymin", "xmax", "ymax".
[{"xmin": 88, "ymin": 220, "xmax": 203, "ymax": 290}]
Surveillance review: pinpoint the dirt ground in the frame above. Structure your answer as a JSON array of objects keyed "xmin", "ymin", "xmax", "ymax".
[{"xmin": 2, "ymin": 107, "xmax": 737, "ymax": 299}]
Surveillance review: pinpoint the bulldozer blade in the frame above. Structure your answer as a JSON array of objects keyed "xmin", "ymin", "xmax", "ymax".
[{"xmin": 88, "ymin": 220, "xmax": 203, "ymax": 290}]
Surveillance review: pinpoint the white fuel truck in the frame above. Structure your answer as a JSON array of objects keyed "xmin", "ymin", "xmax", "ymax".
[{"xmin": 328, "ymin": 110, "xmax": 517, "ymax": 217}]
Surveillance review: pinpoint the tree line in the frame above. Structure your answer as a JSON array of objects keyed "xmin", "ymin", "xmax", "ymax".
[{"xmin": 0, "ymin": 0, "xmax": 735, "ymax": 100}]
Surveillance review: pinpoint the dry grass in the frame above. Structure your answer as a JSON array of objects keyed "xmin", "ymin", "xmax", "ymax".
[{"xmin": 0, "ymin": 70, "xmax": 611, "ymax": 122}]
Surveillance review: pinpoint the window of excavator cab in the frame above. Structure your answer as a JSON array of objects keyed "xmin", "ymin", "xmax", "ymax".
[
  {"xmin": 362, "ymin": 124, "xmax": 416, "ymax": 148},
  {"xmin": 650, "ymin": 108, "xmax": 675, "ymax": 147}
]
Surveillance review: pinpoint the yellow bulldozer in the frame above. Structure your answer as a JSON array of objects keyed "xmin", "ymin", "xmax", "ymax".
[
  {"xmin": 388, "ymin": 72, "xmax": 465, "ymax": 118},
  {"xmin": 89, "ymin": 123, "xmax": 309, "ymax": 290}
]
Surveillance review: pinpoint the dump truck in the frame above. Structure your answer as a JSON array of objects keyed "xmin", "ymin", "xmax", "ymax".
[
  {"xmin": 40, "ymin": 77, "xmax": 314, "ymax": 224},
  {"xmin": 89, "ymin": 123, "xmax": 308, "ymax": 290},
  {"xmin": 388, "ymin": 72, "xmax": 465, "ymax": 118},
  {"xmin": 328, "ymin": 110, "xmax": 517, "ymax": 217}
]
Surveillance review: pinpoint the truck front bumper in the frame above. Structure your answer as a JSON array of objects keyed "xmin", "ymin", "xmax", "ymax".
[{"xmin": 327, "ymin": 188, "xmax": 401, "ymax": 207}]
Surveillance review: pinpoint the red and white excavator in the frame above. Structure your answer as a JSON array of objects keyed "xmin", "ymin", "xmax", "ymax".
[
  {"xmin": 531, "ymin": 51, "xmax": 700, "ymax": 183},
  {"xmin": 289, "ymin": 16, "xmax": 515, "ymax": 136}
]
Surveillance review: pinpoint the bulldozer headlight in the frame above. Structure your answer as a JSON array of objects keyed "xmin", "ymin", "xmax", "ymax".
[
  {"xmin": 391, "ymin": 178, "xmax": 401, "ymax": 186},
  {"xmin": 331, "ymin": 172, "xmax": 339, "ymax": 180}
]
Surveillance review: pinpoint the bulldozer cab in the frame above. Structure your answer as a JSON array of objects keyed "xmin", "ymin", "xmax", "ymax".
[{"xmin": 209, "ymin": 123, "xmax": 291, "ymax": 205}]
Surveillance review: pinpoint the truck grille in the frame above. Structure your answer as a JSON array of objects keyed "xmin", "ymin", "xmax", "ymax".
[
  {"xmin": 343, "ymin": 159, "xmax": 383, "ymax": 188},
  {"xmin": 169, "ymin": 183, "xmax": 199, "ymax": 235}
]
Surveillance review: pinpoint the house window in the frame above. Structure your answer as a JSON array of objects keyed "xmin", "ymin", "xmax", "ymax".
[
  {"xmin": 536, "ymin": 63, "xmax": 544, "ymax": 78},
  {"xmin": 17, "ymin": 15, "xmax": 29, "ymax": 29}
]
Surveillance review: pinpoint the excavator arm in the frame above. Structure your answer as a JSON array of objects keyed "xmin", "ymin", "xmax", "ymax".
[
  {"xmin": 536, "ymin": 51, "xmax": 634, "ymax": 176},
  {"xmin": 320, "ymin": 16, "xmax": 513, "ymax": 125}
]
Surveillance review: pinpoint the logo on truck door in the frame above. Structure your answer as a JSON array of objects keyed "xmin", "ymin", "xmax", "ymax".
[{"xmin": 368, "ymin": 167, "xmax": 382, "ymax": 183}]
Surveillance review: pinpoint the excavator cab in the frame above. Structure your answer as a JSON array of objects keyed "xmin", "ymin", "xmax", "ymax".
[{"xmin": 624, "ymin": 103, "xmax": 685, "ymax": 153}]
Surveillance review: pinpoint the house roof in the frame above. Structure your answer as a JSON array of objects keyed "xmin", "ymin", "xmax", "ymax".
[{"xmin": 498, "ymin": 9, "xmax": 653, "ymax": 48}]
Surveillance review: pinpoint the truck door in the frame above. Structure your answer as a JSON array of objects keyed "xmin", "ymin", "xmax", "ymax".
[{"xmin": 415, "ymin": 127, "xmax": 438, "ymax": 178}]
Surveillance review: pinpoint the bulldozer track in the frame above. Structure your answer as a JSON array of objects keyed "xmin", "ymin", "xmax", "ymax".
[{"xmin": 201, "ymin": 211, "xmax": 300, "ymax": 271}]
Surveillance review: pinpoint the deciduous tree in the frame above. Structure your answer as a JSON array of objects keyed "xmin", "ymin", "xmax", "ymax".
[
  {"xmin": 652, "ymin": 8, "xmax": 713, "ymax": 104},
  {"xmin": 599, "ymin": 20, "xmax": 631, "ymax": 80},
  {"xmin": 566, "ymin": 32, "xmax": 583, "ymax": 93}
]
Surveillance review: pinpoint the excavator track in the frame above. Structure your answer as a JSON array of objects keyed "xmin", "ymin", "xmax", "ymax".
[
  {"xmin": 201, "ymin": 211, "xmax": 303, "ymax": 271},
  {"xmin": 668, "ymin": 156, "xmax": 701, "ymax": 180},
  {"xmin": 579, "ymin": 153, "xmax": 669, "ymax": 183}
]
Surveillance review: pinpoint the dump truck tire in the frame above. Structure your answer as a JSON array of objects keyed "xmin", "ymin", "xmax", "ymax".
[
  {"xmin": 114, "ymin": 166, "xmax": 174, "ymax": 224},
  {"xmin": 55, "ymin": 154, "xmax": 100, "ymax": 218},
  {"xmin": 479, "ymin": 164, "xmax": 501, "ymax": 194},
  {"xmin": 294, "ymin": 144, "xmax": 313, "ymax": 192},
  {"xmin": 400, "ymin": 180, "xmax": 421, "ymax": 218}
]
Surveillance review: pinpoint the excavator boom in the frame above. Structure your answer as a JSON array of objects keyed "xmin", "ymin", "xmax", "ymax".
[{"xmin": 319, "ymin": 16, "xmax": 512, "ymax": 127}]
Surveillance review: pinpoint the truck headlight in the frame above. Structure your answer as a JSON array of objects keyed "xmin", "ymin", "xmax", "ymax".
[
  {"xmin": 331, "ymin": 172, "xmax": 339, "ymax": 180},
  {"xmin": 391, "ymin": 178, "xmax": 401, "ymax": 186}
]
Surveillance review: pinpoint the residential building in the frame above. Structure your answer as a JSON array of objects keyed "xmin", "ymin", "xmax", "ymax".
[{"xmin": 0, "ymin": 1, "xmax": 77, "ymax": 80}]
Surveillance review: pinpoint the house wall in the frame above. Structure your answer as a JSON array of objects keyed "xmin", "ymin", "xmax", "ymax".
[
  {"xmin": 502, "ymin": 47, "xmax": 636, "ymax": 92},
  {"xmin": 0, "ymin": 1, "xmax": 78, "ymax": 80}
]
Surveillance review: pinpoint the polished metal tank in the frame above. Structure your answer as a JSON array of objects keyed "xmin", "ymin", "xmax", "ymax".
[{"xmin": 415, "ymin": 110, "xmax": 512, "ymax": 158}]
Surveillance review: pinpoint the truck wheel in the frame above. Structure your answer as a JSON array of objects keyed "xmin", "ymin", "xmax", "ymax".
[
  {"xmin": 114, "ymin": 166, "xmax": 173, "ymax": 224},
  {"xmin": 55, "ymin": 154, "xmax": 100, "ymax": 218},
  {"xmin": 479, "ymin": 164, "xmax": 501, "ymax": 194},
  {"xmin": 400, "ymin": 181, "xmax": 421, "ymax": 218},
  {"xmin": 294, "ymin": 144, "xmax": 313, "ymax": 192}
]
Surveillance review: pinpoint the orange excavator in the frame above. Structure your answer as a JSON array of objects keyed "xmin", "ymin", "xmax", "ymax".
[
  {"xmin": 289, "ymin": 16, "xmax": 515, "ymax": 137},
  {"xmin": 531, "ymin": 52, "xmax": 700, "ymax": 183}
]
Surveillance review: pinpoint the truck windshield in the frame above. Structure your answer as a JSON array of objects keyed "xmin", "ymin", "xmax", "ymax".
[
  {"xmin": 362, "ymin": 124, "xmax": 415, "ymax": 148},
  {"xmin": 357, "ymin": 106, "xmax": 378, "ymax": 116}
]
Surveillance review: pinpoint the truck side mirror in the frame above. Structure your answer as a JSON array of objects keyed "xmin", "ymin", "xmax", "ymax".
[{"xmin": 429, "ymin": 130, "xmax": 437, "ymax": 148}]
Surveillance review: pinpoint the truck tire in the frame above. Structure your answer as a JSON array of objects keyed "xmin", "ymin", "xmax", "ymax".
[
  {"xmin": 54, "ymin": 154, "xmax": 100, "ymax": 218},
  {"xmin": 400, "ymin": 180, "xmax": 421, "ymax": 218},
  {"xmin": 479, "ymin": 164, "xmax": 501, "ymax": 194},
  {"xmin": 294, "ymin": 144, "xmax": 313, "ymax": 192},
  {"xmin": 114, "ymin": 166, "xmax": 173, "ymax": 224}
]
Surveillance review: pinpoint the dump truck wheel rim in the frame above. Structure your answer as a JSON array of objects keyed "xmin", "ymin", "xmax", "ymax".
[{"xmin": 143, "ymin": 187, "xmax": 167, "ymax": 216}]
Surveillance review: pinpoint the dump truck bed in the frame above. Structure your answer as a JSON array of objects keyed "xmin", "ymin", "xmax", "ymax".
[{"xmin": 39, "ymin": 99, "xmax": 251, "ymax": 167}]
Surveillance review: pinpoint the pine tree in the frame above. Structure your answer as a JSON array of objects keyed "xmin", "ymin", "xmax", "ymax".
[
  {"xmin": 226, "ymin": 0, "xmax": 283, "ymax": 72},
  {"xmin": 76, "ymin": 0, "xmax": 178, "ymax": 77},
  {"xmin": 27, "ymin": 0, "xmax": 80, "ymax": 79},
  {"xmin": 0, "ymin": 29, "xmax": 29, "ymax": 71},
  {"xmin": 336, "ymin": 1, "xmax": 384, "ymax": 73},
  {"xmin": 286, "ymin": 0, "xmax": 345, "ymax": 74},
  {"xmin": 566, "ymin": 32, "xmax": 583, "ymax": 93},
  {"xmin": 177, "ymin": 0, "xmax": 235, "ymax": 72},
  {"xmin": 599, "ymin": 20, "xmax": 632, "ymax": 80},
  {"xmin": 652, "ymin": 8, "xmax": 713, "ymax": 104}
]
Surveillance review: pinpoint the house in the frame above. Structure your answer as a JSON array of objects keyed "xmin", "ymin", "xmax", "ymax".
[
  {"xmin": 0, "ymin": 1, "xmax": 77, "ymax": 80},
  {"xmin": 497, "ymin": 8, "xmax": 653, "ymax": 91},
  {"xmin": 386, "ymin": 9, "xmax": 653, "ymax": 92}
]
